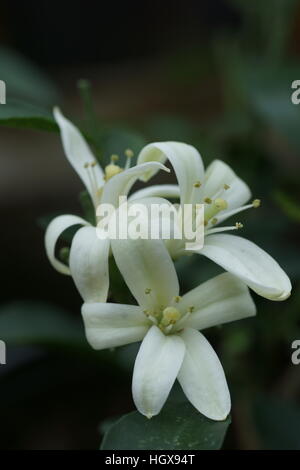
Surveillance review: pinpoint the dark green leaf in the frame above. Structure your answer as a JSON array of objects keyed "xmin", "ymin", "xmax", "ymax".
[
  {"xmin": 0, "ymin": 301, "xmax": 85, "ymax": 349},
  {"xmin": 101, "ymin": 401, "xmax": 231, "ymax": 450},
  {"xmin": 0, "ymin": 99, "xmax": 58, "ymax": 131}
]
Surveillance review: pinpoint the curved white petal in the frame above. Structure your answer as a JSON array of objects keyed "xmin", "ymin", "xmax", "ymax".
[
  {"xmin": 101, "ymin": 161, "xmax": 170, "ymax": 208},
  {"xmin": 178, "ymin": 328, "xmax": 231, "ymax": 421},
  {"xmin": 132, "ymin": 325, "xmax": 185, "ymax": 418},
  {"xmin": 45, "ymin": 214, "xmax": 88, "ymax": 275},
  {"xmin": 54, "ymin": 107, "xmax": 104, "ymax": 199},
  {"xmin": 137, "ymin": 142, "xmax": 204, "ymax": 204},
  {"xmin": 201, "ymin": 234, "xmax": 291, "ymax": 301},
  {"xmin": 82, "ymin": 302, "xmax": 148, "ymax": 350},
  {"xmin": 69, "ymin": 226, "xmax": 110, "ymax": 302},
  {"xmin": 204, "ymin": 160, "xmax": 251, "ymax": 211},
  {"xmin": 111, "ymin": 237, "xmax": 179, "ymax": 311},
  {"xmin": 129, "ymin": 184, "xmax": 180, "ymax": 201},
  {"xmin": 179, "ymin": 273, "xmax": 256, "ymax": 331}
]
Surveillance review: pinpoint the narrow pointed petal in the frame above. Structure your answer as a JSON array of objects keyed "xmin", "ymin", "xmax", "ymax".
[
  {"xmin": 132, "ymin": 325, "xmax": 185, "ymax": 418},
  {"xmin": 137, "ymin": 142, "xmax": 204, "ymax": 204},
  {"xmin": 82, "ymin": 302, "xmax": 149, "ymax": 350},
  {"xmin": 111, "ymin": 237, "xmax": 179, "ymax": 311},
  {"xmin": 179, "ymin": 273, "xmax": 256, "ymax": 330},
  {"xmin": 69, "ymin": 226, "xmax": 110, "ymax": 302},
  {"xmin": 101, "ymin": 161, "xmax": 170, "ymax": 208},
  {"xmin": 201, "ymin": 234, "xmax": 291, "ymax": 301},
  {"xmin": 129, "ymin": 184, "xmax": 180, "ymax": 201},
  {"xmin": 204, "ymin": 160, "xmax": 251, "ymax": 210},
  {"xmin": 45, "ymin": 214, "xmax": 88, "ymax": 274},
  {"xmin": 54, "ymin": 107, "xmax": 104, "ymax": 199},
  {"xmin": 178, "ymin": 328, "xmax": 231, "ymax": 421}
]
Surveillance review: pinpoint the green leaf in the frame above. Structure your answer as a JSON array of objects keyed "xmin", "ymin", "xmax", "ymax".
[
  {"xmin": 0, "ymin": 301, "xmax": 86, "ymax": 350},
  {"xmin": 101, "ymin": 401, "xmax": 231, "ymax": 450},
  {"xmin": 0, "ymin": 99, "xmax": 58, "ymax": 131},
  {"xmin": 0, "ymin": 47, "xmax": 59, "ymax": 106}
]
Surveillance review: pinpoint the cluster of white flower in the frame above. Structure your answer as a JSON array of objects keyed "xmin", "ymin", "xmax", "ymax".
[{"xmin": 45, "ymin": 108, "xmax": 291, "ymax": 421}]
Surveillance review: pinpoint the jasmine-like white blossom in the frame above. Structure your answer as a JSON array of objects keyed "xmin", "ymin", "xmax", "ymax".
[
  {"xmin": 137, "ymin": 142, "xmax": 291, "ymax": 301},
  {"xmin": 82, "ymin": 236, "xmax": 256, "ymax": 420},
  {"xmin": 45, "ymin": 109, "xmax": 175, "ymax": 302}
]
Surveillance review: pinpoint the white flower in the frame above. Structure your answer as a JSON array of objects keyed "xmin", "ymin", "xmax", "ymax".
[
  {"xmin": 137, "ymin": 142, "xmax": 291, "ymax": 301},
  {"xmin": 82, "ymin": 237, "xmax": 256, "ymax": 420},
  {"xmin": 44, "ymin": 109, "xmax": 176, "ymax": 302}
]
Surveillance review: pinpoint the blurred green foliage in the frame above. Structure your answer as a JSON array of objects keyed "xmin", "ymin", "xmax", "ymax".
[{"xmin": 0, "ymin": 0, "xmax": 300, "ymax": 450}]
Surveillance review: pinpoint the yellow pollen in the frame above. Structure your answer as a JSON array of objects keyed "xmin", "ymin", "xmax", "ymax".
[
  {"xmin": 125, "ymin": 148, "xmax": 134, "ymax": 158},
  {"xmin": 110, "ymin": 154, "xmax": 119, "ymax": 162},
  {"xmin": 211, "ymin": 217, "xmax": 218, "ymax": 225},
  {"xmin": 224, "ymin": 184, "xmax": 230, "ymax": 190},
  {"xmin": 145, "ymin": 288, "xmax": 152, "ymax": 294},
  {"xmin": 252, "ymin": 199, "xmax": 261, "ymax": 208},
  {"xmin": 193, "ymin": 181, "xmax": 201, "ymax": 188},
  {"xmin": 204, "ymin": 197, "xmax": 212, "ymax": 204},
  {"xmin": 161, "ymin": 307, "xmax": 181, "ymax": 326},
  {"xmin": 235, "ymin": 222, "xmax": 243, "ymax": 229},
  {"xmin": 90, "ymin": 160, "xmax": 97, "ymax": 167},
  {"xmin": 214, "ymin": 198, "xmax": 228, "ymax": 210},
  {"xmin": 104, "ymin": 163, "xmax": 123, "ymax": 181},
  {"xmin": 174, "ymin": 295, "xmax": 182, "ymax": 303}
]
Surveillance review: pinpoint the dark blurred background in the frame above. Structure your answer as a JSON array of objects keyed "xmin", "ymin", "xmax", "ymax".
[{"xmin": 0, "ymin": 0, "xmax": 299, "ymax": 449}]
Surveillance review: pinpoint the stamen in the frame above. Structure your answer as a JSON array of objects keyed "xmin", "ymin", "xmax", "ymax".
[
  {"xmin": 193, "ymin": 181, "xmax": 201, "ymax": 188},
  {"xmin": 217, "ymin": 198, "xmax": 261, "ymax": 223},
  {"xmin": 188, "ymin": 306, "xmax": 194, "ymax": 313},
  {"xmin": 211, "ymin": 217, "xmax": 218, "ymax": 225},
  {"xmin": 124, "ymin": 148, "xmax": 134, "ymax": 169},
  {"xmin": 224, "ymin": 184, "xmax": 230, "ymax": 190},
  {"xmin": 104, "ymin": 163, "xmax": 123, "ymax": 181},
  {"xmin": 145, "ymin": 288, "xmax": 152, "ymax": 294},
  {"xmin": 204, "ymin": 198, "xmax": 228, "ymax": 224},
  {"xmin": 204, "ymin": 197, "xmax": 212, "ymax": 204},
  {"xmin": 173, "ymin": 295, "xmax": 182, "ymax": 303},
  {"xmin": 205, "ymin": 222, "xmax": 244, "ymax": 236},
  {"xmin": 110, "ymin": 154, "xmax": 119, "ymax": 163}
]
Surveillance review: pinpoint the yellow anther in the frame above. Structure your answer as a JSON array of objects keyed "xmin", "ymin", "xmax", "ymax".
[
  {"xmin": 204, "ymin": 197, "xmax": 212, "ymax": 204},
  {"xmin": 143, "ymin": 309, "xmax": 150, "ymax": 316},
  {"xmin": 145, "ymin": 288, "xmax": 152, "ymax": 294},
  {"xmin": 188, "ymin": 306, "xmax": 195, "ymax": 313},
  {"xmin": 125, "ymin": 148, "xmax": 134, "ymax": 158},
  {"xmin": 214, "ymin": 198, "xmax": 228, "ymax": 210},
  {"xmin": 90, "ymin": 160, "xmax": 97, "ymax": 167},
  {"xmin": 224, "ymin": 184, "xmax": 230, "ymax": 190},
  {"xmin": 110, "ymin": 154, "xmax": 119, "ymax": 162},
  {"xmin": 174, "ymin": 296, "xmax": 182, "ymax": 303},
  {"xmin": 235, "ymin": 222, "xmax": 243, "ymax": 229},
  {"xmin": 104, "ymin": 163, "xmax": 123, "ymax": 181},
  {"xmin": 252, "ymin": 199, "xmax": 261, "ymax": 208},
  {"xmin": 161, "ymin": 307, "xmax": 181, "ymax": 326},
  {"xmin": 211, "ymin": 217, "xmax": 218, "ymax": 225},
  {"xmin": 193, "ymin": 181, "xmax": 201, "ymax": 188}
]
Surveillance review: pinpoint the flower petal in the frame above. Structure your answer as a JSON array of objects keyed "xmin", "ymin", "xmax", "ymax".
[
  {"xmin": 54, "ymin": 107, "xmax": 104, "ymax": 200},
  {"xmin": 45, "ymin": 214, "xmax": 88, "ymax": 274},
  {"xmin": 132, "ymin": 325, "xmax": 185, "ymax": 418},
  {"xmin": 82, "ymin": 302, "xmax": 148, "ymax": 350},
  {"xmin": 201, "ymin": 234, "xmax": 291, "ymax": 301},
  {"xmin": 137, "ymin": 142, "xmax": 204, "ymax": 204},
  {"xmin": 100, "ymin": 161, "xmax": 170, "ymax": 208},
  {"xmin": 111, "ymin": 237, "xmax": 179, "ymax": 311},
  {"xmin": 204, "ymin": 160, "xmax": 251, "ymax": 210},
  {"xmin": 69, "ymin": 226, "xmax": 110, "ymax": 302},
  {"xmin": 129, "ymin": 184, "xmax": 180, "ymax": 201},
  {"xmin": 179, "ymin": 273, "xmax": 256, "ymax": 330},
  {"xmin": 178, "ymin": 328, "xmax": 231, "ymax": 421}
]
